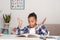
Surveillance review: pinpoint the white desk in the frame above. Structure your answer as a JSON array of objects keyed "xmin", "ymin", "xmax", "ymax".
[
  {"xmin": 0, "ymin": 35, "xmax": 42, "ymax": 40},
  {"xmin": 0, "ymin": 35, "xmax": 60, "ymax": 40}
]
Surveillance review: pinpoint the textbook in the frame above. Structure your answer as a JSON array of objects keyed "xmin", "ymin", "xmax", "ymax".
[{"xmin": 17, "ymin": 34, "xmax": 40, "ymax": 38}]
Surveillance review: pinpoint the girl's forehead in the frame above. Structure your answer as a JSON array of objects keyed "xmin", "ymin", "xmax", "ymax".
[
  {"xmin": 28, "ymin": 17, "xmax": 36, "ymax": 19},
  {"xmin": 28, "ymin": 17, "xmax": 37, "ymax": 21}
]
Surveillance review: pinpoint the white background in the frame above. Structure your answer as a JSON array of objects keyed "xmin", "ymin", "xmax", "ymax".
[{"xmin": 0, "ymin": 0, "xmax": 60, "ymax": 29}]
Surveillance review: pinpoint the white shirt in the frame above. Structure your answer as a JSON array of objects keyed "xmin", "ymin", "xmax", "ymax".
[{"xmin": 29, "ymin": 27, "xmax": 35, "ymax": 34}]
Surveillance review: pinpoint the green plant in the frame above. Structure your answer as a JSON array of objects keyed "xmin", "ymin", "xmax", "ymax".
[{"xmin": 3, "ymin": 14, "xmax": 11, "ymax": 23}]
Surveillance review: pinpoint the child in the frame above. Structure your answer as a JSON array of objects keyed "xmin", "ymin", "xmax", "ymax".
[{"xmin": 12, "ymin": 12, "xmax": 48, "ymax": 35}]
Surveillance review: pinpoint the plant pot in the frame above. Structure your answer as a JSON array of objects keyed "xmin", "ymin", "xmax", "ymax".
[{"xmin": 4, "ymin": 23, "xmax": 9, "ymax": 29}]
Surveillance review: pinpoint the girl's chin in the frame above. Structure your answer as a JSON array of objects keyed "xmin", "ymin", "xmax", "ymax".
[{"xmin": 30, "ymin": 26, "xmax": 35, "ymax": 28}]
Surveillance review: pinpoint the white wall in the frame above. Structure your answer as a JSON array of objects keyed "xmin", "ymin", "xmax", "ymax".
[{"xmin": 0, "ymin": 0, "xmax": 60, "ymax": 28}]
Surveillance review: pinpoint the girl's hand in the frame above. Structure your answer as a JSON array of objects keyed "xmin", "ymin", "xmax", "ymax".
[
  {"xmin": 17, "ymin": 18, "xmax": 22, "ymax": 27},
  {"xmin": 40, "ymin": 17, "xmax": 46, "ymax": 24}
]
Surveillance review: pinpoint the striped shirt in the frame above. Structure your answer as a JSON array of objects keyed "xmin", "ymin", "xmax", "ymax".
[{"xmin": 16, "ymin": 24, "xmax": 48, "ymax": 35}]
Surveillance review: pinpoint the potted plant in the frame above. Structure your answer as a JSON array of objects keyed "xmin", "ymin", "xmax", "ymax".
[{"xmin": 3, "ymin": 14, "xmax": 11, "ymax": 28}]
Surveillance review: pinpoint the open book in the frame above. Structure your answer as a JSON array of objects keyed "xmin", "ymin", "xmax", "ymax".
[{"xmin": 17, "ymin": 34, "xmax": 40, "ymax": 38}]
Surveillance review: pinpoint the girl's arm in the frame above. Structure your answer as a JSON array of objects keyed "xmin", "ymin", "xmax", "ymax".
[{"xmin": 40, "ymin": 17, "xmax": 46, "ymax": 24}]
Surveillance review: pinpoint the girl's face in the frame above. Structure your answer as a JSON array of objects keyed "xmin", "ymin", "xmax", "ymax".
[{"xmin": 28, "ymin": 17, "xmax": 37, "ymax": 28}]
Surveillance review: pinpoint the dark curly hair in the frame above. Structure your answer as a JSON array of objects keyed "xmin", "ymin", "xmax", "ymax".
[{"xmin": 28, "ymin": 12, "xmax": 37, "ymax": 20}]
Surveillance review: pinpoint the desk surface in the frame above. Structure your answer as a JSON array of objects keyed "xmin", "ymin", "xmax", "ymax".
[{"xmin": 0, "ymin": 35, "xmax": 60, "ymax": 40}]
